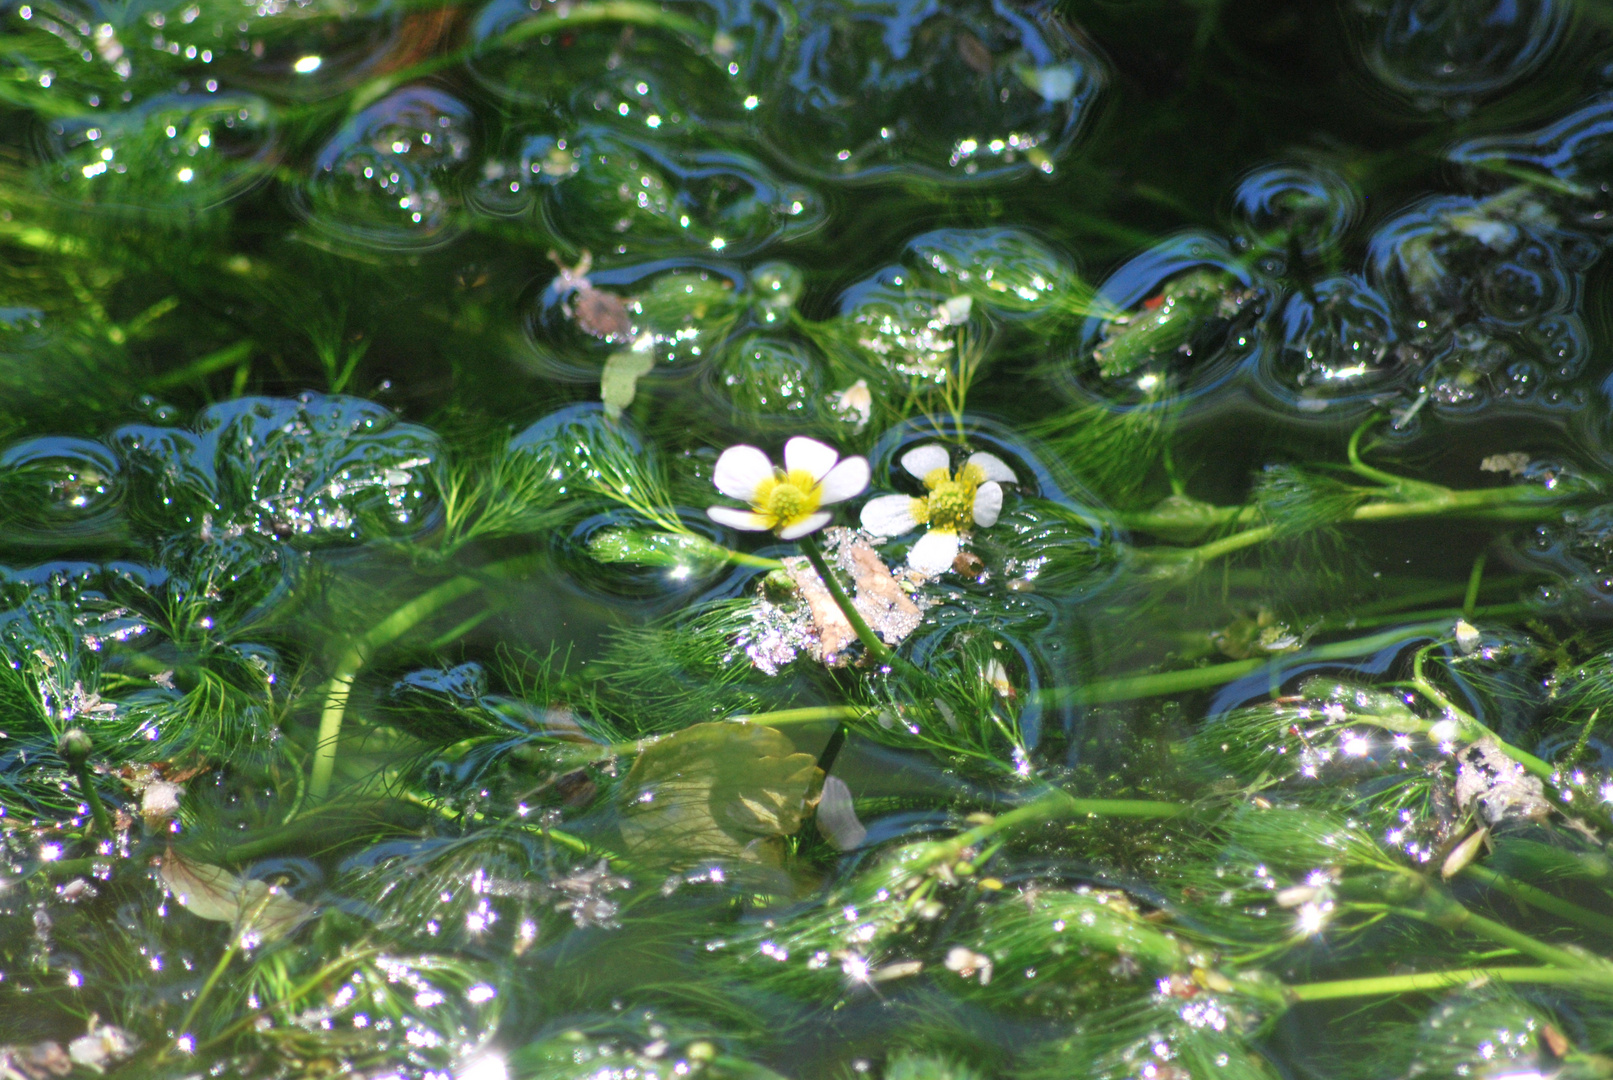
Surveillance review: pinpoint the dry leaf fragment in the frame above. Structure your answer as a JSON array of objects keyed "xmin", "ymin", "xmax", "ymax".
[
  {"xmin": 870, "ymin": 960, "xmax": 924, "ymax": 982},
  {"xmin": 159, "ymin": 851, "xmax": 313, "ymax": 944},
  {"xmin": 6, "ymin": 1041, "xmax": 71, "ymax": 1078},
  {"xmin": 842, "ymin": 533, "xmax": 923, "ymax": 645},
  {"xmin": 574, "ymin": 288, "xmax": 634, "ymax": 342},
  {"xmin": 549, "ymin": 249, "xmax": 634, "ymax": 342},
  {"xmin": 952, "ymin": 551, "xmax": 985, "ymax": 576},
  {"xmin": 749, "ymin": 529, "xmax": 926, "ymax": 671},
  {"xmin": 66, "ymin": 1020, "xmax": 138, "ymax": 1073},
  {"xmin": 1480, "ymin": 452, "xmax": 1530, "ymax": 476},
  {"xmin": 1454, "ymin": 740, "xmax": 1551, "ymax": 826},
  {"xmin": 784, "ymin": 554, "xmax": 859, "ymax": 665}
]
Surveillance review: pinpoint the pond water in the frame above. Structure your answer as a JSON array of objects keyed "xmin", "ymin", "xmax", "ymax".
[{"xmin": 5, "ymin": 0, "xmax": 1613, "ymax": 1077}]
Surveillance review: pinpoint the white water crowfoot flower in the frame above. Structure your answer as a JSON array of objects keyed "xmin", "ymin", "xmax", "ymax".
[
  {"xmin": 708, "ymin": 437, "xmax": 870, "ymax": 540},
  {"xmin": 860, "ymin": 444, "xmax": 1017, "ymax": 575},
  {"xmin": 831, "ymin": 379, "xmax": 873, "ymax": 432}
]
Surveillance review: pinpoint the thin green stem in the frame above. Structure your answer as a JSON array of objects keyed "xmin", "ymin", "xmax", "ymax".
[
  {"xmin": 1047, "ymin": 620, "xmax": 1455, "ymax": 706},
  {"xmin": 1335, "ymin": 601, "xmax": 1534, "ymax": 633},
  {"xmin": 70, "ymin": 761, "xmax": 114, "ymax": 841},
  {"xmin": 1462, "ymin": 863, "xmax": 1613, "ymax": 937},
  {"xmin": 1282, "ymin": 965, "xmax": 1613, "ymax": 1003},
  {"xmin": 1346, "ymin": 417, "xmax": 1437, "ymax": 493},
  {"xmin": 310, "ymin": 556, "xmax": 540, "ymax": 799},
  {"xmin": 729, "ymin": 705, "xmax": 867, "ymax": 726},
  {"xmin": 1462, "ymin": 552, "xmax": 1487, "ymax": 618},
  {"xmin": 145, "ymin": 340, "xmax": 254, "ymax": 391},
  {"xmin": 1410, "ymin": 644, "xmax": 1557, "ymax": 781},
  {"xmin": 1388, "ymin": 875, "xmax": 1612, "ymax": 972},
  {"xmin": 905, "ymin": 788, "xmax": 1192, "ymax": 878},
  {"xmin": 163, "ymin": 884, "xmax": 282, "ymax": 1061},
  {"xmin": 199, "ymin": 947, "xmax": 382, "ymax": 1051}
]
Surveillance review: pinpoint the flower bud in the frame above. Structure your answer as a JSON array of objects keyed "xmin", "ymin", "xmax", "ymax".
[{"xmin": 57, "ymin": 728, "xmax": 93, "ymax": 766}]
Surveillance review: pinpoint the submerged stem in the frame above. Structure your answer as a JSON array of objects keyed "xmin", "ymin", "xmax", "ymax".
[
  {"xmin": 1047, "ymin": 619, "xmax": 1457, "ymax": 706},
  {"xmin": 1283, "ymin": 965, "xmax": 1613, "ymax": 1002},
  {"xmin": 1461, "ymin": 863, "xmax": 1613, "ymax": 938},
  {"xmin": 908, "ymin": 788, "xmax": 1192, "ymax": 878},
  {"xmin": 58, "ymin": 730, "xmax": 113, "ymax": 842},
  {"xmin": 309, "ymin": 556, "xmax": 539, "ymax": 799}
]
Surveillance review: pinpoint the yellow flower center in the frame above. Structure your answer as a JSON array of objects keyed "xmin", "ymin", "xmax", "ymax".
[
  {"xmin": 919, "ymin": 462, "xmax": 985, "ymax": 531},
  {"xmin": 753, "ymin": 469, "xmax": 823, "ymax": 528},
  {"xmin": 926, "ymin": 478, "xmax": 975, "ymax": 530}
]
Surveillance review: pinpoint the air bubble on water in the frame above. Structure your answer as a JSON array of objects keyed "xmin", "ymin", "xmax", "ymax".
[
  {"xmin": 296, "ymin": 87, "xmax": 473, "ymax": 251},
  {"xmin": 1351, "ymin": 0, "xmax": 1568, "ymax": 102}
]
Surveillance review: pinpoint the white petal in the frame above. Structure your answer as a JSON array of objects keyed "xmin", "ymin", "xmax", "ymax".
[
  {"xmin": 901, "ymin": 444, "xmax": 951, "ymax": 481},
  {"xmin": 816, "ymin": 456, "xmax": 870, "ymax": 504},
  {"xmin": 815, "ymin": 775, "xmax": 867, "ymax": 851},
  {"xmin": 783, "ymin": 436, "xmax": 839, "ymax": 482},
  {"xmin": 908, "ymin": 528, "xmax": 960, "ymax": 576},
  {"xmin": 707, "ymin": 506, "xmax": 772, "ymax": 531},
  {"xmin": 778, "ymin": 511, "xmax": 832, "ymax": 540},
  {"xmin": 972, "ymin": 481, "xmax": 1003, "ymax": 527},
  {"xmin": 860, "ymin": 494, "xmax": 921, "ymax": 536},
  {"xmin": 713, "ymin": 445, "xmax": 775, "ymax": 502},
  {"xmin": 965, "ymin": 451, "xmax": 1017, "ymax": 484}
]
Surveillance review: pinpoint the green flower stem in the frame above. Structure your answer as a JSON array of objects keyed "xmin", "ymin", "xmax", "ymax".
[
  {"xmin": 1461, "ymin": 863, "xmax": 1613, "ymax": 938},
  {"xmin": 199, "ymin": 945, "xmax": 387, "ymax": 1052},
  {"xmin": 57, "ymin": 731, "xmax": 114, "ymax": 842},
  {"xmin": 1045, "ymin": 620, "xmax": 1456, "ymax": 707},
  {"xmin": 1282, "ymin": 965, "xmax": 1613, "ymax": 1003},
  {"xmin": 729, "ymin": 705, "xmax": 868, "ymax": 726},
  {"xmin": 221, "ymin": 798, "xmax": 418, "ymax": 865},
  {"xmin": 797, "ymin": 533, "xmax": 915, "ymax": 677},
  {"xmin": 1407, "ymin": 890, "xmax": 1607, "ymax": 971},
  {"xmin": 1349, "ymin": 868, "xmax": 1613, "ymax": 972},
  {"xmin": 727, "ymin": 550, "xmax": 789, "ymax": 570},
  {"xmin": 70, "ymin": 760, "xmax": 114, "ymax": 841},
  {"xmin": 310, "ymin": 555, "xmax": 540, "ymax": 799},
  {"xmin": 1335, "ymin": 601, "xmax": 1535, "ymax": 633},
  {"xmin": 1346, "ymin": 418, "xmax": 1445, "ymax": 496},
  {"xmin": 396, "ymin": 787, "xmax": 596, "ymax": 859},
  {"xmin": 1130, "ymin": 484, "xmax": 1571, "ymax": 573},
  {"xmin": 163, "ymin": 886, "xmax": 280, "ymax": 1063},
  {"xmin": 905, "ymin": 788, "xmax": 1192, "ymax": 878},
  {"xmin": 1463, "ymin": 552, "xmax": 1488, "ymax": 618},
  {"xmin": 1122, "ymin": 480, "xmax": 1574, "ymax": 564}
]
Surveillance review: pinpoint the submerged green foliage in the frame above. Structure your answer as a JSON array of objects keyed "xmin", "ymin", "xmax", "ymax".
[{"xmin": 6, "ymin": 0, "xmax": 1613, "ymax": 1078}]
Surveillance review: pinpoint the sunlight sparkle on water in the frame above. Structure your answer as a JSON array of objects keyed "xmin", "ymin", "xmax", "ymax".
[{"xmin": 458, "ymin": 1052, "xmax": 507, "ymax": 1080}]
